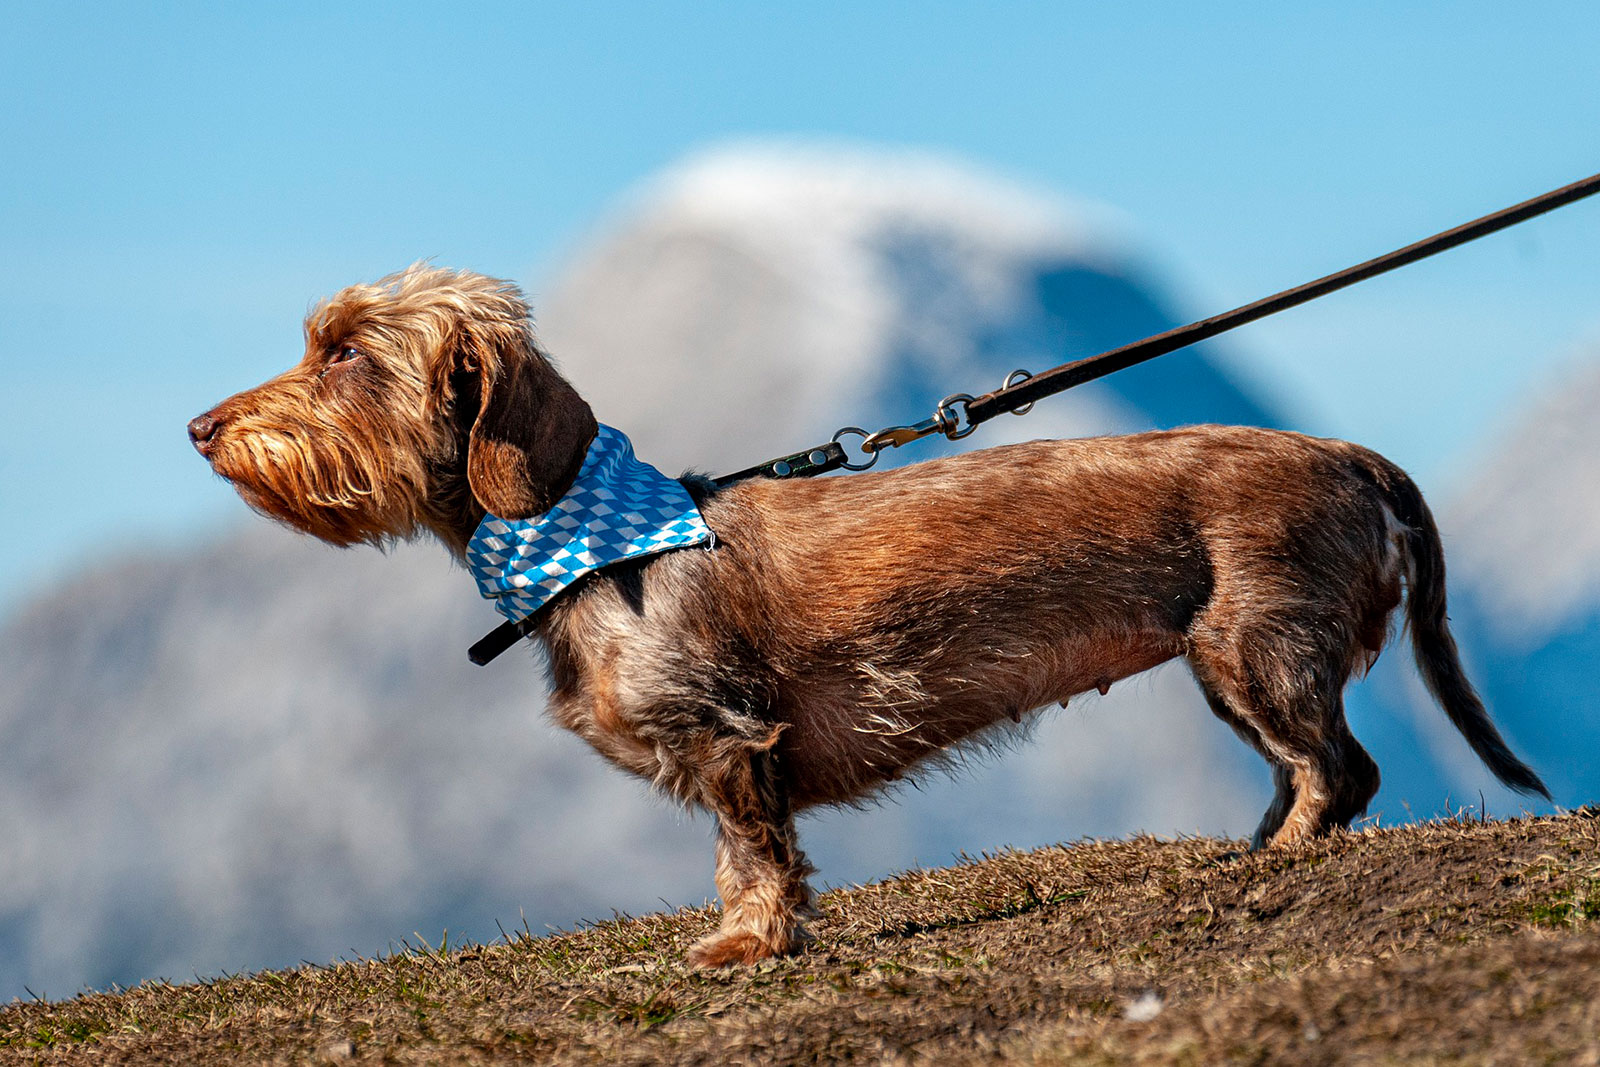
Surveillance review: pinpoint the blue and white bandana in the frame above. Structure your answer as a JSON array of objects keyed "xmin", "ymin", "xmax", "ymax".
[{"xmin": 465, "ymin": 424, "xmax": 715, "ymax": 625}]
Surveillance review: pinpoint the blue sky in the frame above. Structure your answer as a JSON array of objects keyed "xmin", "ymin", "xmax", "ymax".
[{"xmin": 3, "ymin": 2, "xmax": 1598, "ymax": 612}]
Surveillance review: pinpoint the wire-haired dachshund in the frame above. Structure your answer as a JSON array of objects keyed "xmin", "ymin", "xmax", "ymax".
[{"xmin": 190, "ymin": 265, "xmax": 1548, "ymax": 966}]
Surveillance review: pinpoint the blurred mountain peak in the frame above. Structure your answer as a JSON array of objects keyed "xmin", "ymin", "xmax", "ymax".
[
  {"xmin": 1447, "ymin": 351, "xmax": 1600, "ymax": 643},
  {"xmin": 539, "ymin": 139, "xmax": 1270, "ymax": 474},
  {"xmin": 0, "ymin": 145, "xmax": 1290, "ymax": 999},
  {"xmin": 636, "ymin": 140, "xmax": 1115, "ymax": 259}
]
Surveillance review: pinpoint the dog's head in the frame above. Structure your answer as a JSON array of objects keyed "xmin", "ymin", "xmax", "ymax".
[{"xmin": 189, "ymin": 265, "xmax": 597, "ymax": 552}]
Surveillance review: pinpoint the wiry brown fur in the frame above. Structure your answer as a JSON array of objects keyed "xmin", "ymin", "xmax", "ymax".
[{"xmin": 192, "ymin": 264, "xmax": 1549, "ymax": 968}]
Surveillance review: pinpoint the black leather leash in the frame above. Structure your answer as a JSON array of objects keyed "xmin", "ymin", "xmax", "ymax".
[
  {"xmin": 470, "ymin": 169, "xmax": 1600, "ymax": 666},
  {"xmin": 848, "ymin": 168, "xmax": 1600, "ymax": 459}
]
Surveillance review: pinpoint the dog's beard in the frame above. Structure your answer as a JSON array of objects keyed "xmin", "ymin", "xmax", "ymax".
[{"xmin": 208, "ymin": 432, "xmax": 418, "ymax": 547}]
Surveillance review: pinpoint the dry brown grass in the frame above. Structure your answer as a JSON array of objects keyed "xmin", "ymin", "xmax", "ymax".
[{"xmin": 4, "ymin": 809, "xmax": 1599, "ymax": 1065}]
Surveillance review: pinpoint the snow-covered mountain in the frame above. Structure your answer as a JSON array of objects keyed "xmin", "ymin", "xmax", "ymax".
[
  {"xmin": 543, "ymin": 143, "xmax": 1277, "ymax": 474},
  {"xmin": 0, "ymin": 143, "xmax": 1339, "ymax": 998}
]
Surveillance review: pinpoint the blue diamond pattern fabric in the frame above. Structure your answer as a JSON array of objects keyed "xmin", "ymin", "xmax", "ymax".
[{"xmin": 465, "ymin": 424, "xmax": 715, "ymax": 624}]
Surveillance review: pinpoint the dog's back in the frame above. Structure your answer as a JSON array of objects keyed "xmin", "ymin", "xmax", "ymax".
[{"xmin": 555, "ymin": 426, "xmax": 1545, "ymax": 842}]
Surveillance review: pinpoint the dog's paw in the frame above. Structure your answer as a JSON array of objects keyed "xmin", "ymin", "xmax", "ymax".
[{"xmin": 686, "ymin": 929, "xmax": 793, "ymax": 969}]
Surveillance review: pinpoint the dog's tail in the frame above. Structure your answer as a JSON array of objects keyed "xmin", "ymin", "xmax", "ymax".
[{"xmin": 1360, "ymin": 451, "xmax": 1551, "ymax": 800}]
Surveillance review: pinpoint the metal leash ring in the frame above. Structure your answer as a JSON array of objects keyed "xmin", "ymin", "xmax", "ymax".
[
  {"xmin": 830, "ymin": 426, "xmax": 881, "ymax": 470},
  {"xmin": 937, "ymin": 393, "xmax": 977, "ymax": 439},
  {"xmin": 1001, "ymin": 369, "xmax": 1034, "ymax": 414}
]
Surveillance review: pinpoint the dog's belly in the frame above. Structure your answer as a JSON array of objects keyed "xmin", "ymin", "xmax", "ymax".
[{"xmin": 777, "ymin": 626, "xmax": 1184, "ymax": 808}]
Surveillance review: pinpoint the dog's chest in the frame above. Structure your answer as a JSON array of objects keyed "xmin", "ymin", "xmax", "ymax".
[{"xmin": 548, "ymin": 674, "xmax": 666, "ymax": 782}]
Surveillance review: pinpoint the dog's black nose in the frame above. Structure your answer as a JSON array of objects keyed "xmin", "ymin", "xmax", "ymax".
[{"xmin": 188, "ymin": 412, "xmax": 221, "ymax": 455}]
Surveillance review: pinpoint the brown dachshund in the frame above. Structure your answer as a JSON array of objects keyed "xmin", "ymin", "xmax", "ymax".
[{"xmin": 189, "ymin": 265, "xmax": 1548, "ymax": 966}]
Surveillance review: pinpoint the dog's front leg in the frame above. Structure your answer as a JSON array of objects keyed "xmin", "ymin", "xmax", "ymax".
[{"xmin": 688, "ymin": 743, "xmax": 816, "ymax": 968}]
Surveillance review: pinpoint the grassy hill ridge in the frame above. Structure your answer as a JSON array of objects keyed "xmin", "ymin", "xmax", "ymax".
[{"xmin": 4, "ymin": 810, "xmax": 1598, "ymax": 1065}]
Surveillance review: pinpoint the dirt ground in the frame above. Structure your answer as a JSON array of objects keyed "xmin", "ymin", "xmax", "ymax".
[{"xmin": 3, "ymin": 810, "xmax": 1598, "ymax": 1065}]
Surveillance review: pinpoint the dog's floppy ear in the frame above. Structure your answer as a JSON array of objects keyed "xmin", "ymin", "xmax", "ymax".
[{"xmin": 457, "ymin": 318, "xmax": 597, "ymax": 520}]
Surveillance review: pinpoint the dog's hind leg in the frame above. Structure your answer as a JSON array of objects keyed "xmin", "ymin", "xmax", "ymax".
[
  {"xmin": 1191, "ymin": 628, "xmax": 1379, "ymax": 848},
  {"xmin": 1264, "ymin": 695, "xmax": 1379, "ymax": 845},
  {"xmin": 687, "ymin": 743, "xmax": 816, "ymax": 968},
  {"xmin": 1323, "ymin": 709, "xmax": 1381, "ymax": 830},
  {"xmin": 1196, "ymin": 678, "xmax": 1296, "ymax": 849}
]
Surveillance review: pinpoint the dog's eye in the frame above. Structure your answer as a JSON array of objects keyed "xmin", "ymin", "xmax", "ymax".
[{"xmin": 332, "ymin": 344, "xmax": 363, "ymax": 364}]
